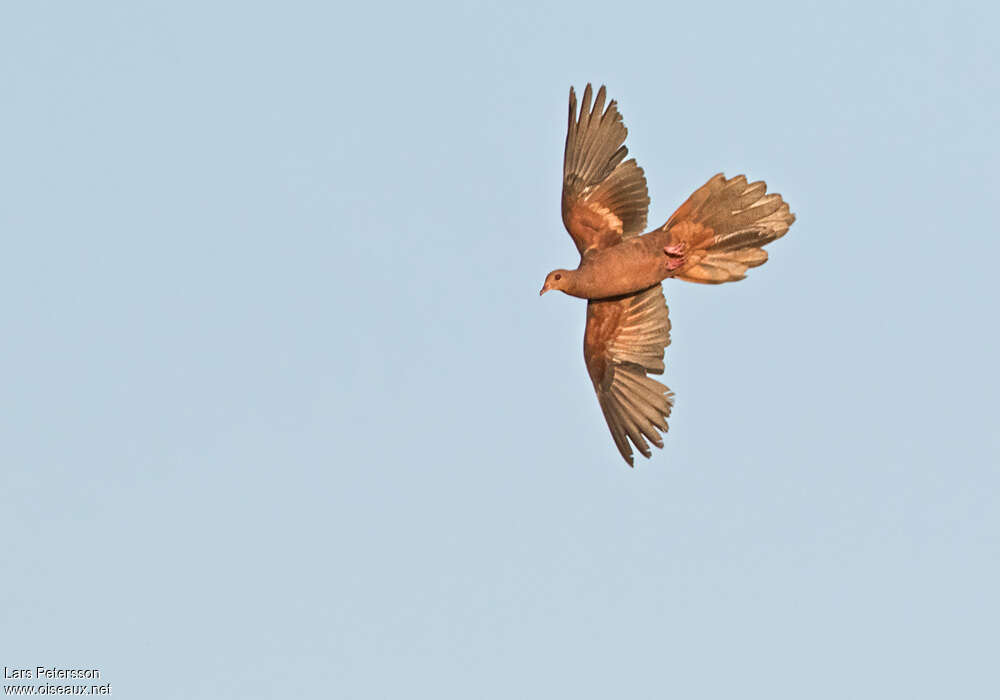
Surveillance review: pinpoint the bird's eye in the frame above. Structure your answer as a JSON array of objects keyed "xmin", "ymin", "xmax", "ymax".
[{"xmin": 554, "ymin": 274, "xmax": 562, "ymax": 281}]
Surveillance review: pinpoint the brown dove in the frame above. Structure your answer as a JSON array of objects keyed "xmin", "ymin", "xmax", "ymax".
[{"xmin": 540, "ymin": 84, "xmax": 795, "ymax": 467}]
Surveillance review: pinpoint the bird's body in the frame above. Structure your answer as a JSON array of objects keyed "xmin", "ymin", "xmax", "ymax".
[
  {"xmin": 541, "ymin": 84, "xmax": 795, "ymax": 466},
  {"xmin": 549, "ymin": 231, "xmax": 679, "ymax": 299}
]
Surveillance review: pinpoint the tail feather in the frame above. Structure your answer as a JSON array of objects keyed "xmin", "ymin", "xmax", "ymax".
[{"xmin": 661, "ymin": 173, "xmax": 795, "ymax": 285}]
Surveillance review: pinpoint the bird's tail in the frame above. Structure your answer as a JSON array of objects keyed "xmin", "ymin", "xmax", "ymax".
[{"xmin": 657, "ymin": 173, "xmax": 795, "ymax": 284}]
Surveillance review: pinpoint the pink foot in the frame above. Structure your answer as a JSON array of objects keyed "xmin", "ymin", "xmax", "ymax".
[{"xmin": 664, "ymin": 242, "xmax": 686, "ymax": 271}]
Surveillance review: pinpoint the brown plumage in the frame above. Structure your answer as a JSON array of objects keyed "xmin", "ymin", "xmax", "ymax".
[{"xmin": 541, "ymin": 84, "xmax": 795, "ymax": 466}]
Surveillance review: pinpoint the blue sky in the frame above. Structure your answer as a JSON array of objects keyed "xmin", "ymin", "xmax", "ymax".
[{"xmin": 2, "ymin": 1, "xmax": 998, "ymax": 698}]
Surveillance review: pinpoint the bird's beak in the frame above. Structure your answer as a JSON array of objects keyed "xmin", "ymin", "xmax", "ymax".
[{"xmin": 539, "ymin": 285, "xmax": 549, "ymax": 296}]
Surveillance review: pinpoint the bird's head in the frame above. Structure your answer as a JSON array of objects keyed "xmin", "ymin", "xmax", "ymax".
[{"xmin": 539, "ymin": 269, "xmax": 571, "ymax": 296}]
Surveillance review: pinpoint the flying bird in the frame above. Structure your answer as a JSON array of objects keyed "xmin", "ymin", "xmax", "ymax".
[{"xmin": 541, "ymin": 84, "xmax": 795, "ymax": 466}]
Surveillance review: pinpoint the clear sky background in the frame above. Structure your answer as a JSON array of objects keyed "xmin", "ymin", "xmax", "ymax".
[{"xmin": 2, "ymin": 1, "xmax": 997, "ymax": 698}]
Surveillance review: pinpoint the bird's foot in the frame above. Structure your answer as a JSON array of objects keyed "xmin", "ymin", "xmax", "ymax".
[{"xmin": 664, "ymin": 242, "xmax": 687, "ymax": 271}]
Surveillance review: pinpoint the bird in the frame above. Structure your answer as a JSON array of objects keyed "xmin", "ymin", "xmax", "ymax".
[{"xmin": 540, "ymin": 84, "xmax": 795, "ymax": 467}]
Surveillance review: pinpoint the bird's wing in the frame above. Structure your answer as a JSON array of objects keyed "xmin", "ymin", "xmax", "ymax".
[
  {"xmin": 562, "ymin": 84, "xmax": 650, "ymax": 257},
  {"xmin": 584, "ymin": 284, "xmax": 673, "ymax": 467},
  {"xmin": 658, "ymin": 173, "xmax": 795, "ymax": 284}
]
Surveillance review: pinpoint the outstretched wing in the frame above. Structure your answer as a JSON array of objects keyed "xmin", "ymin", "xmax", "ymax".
[
  {"xmin": 584, "ymin": 285, "xmax": 674, "ymax": 467},
  {"xmin": 660, "ymin": 173, "xmax": 795, "ymax": 284},
  {"xmin": 562, "ymin": 84, "xmax": 650, "ymax": 257}
]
